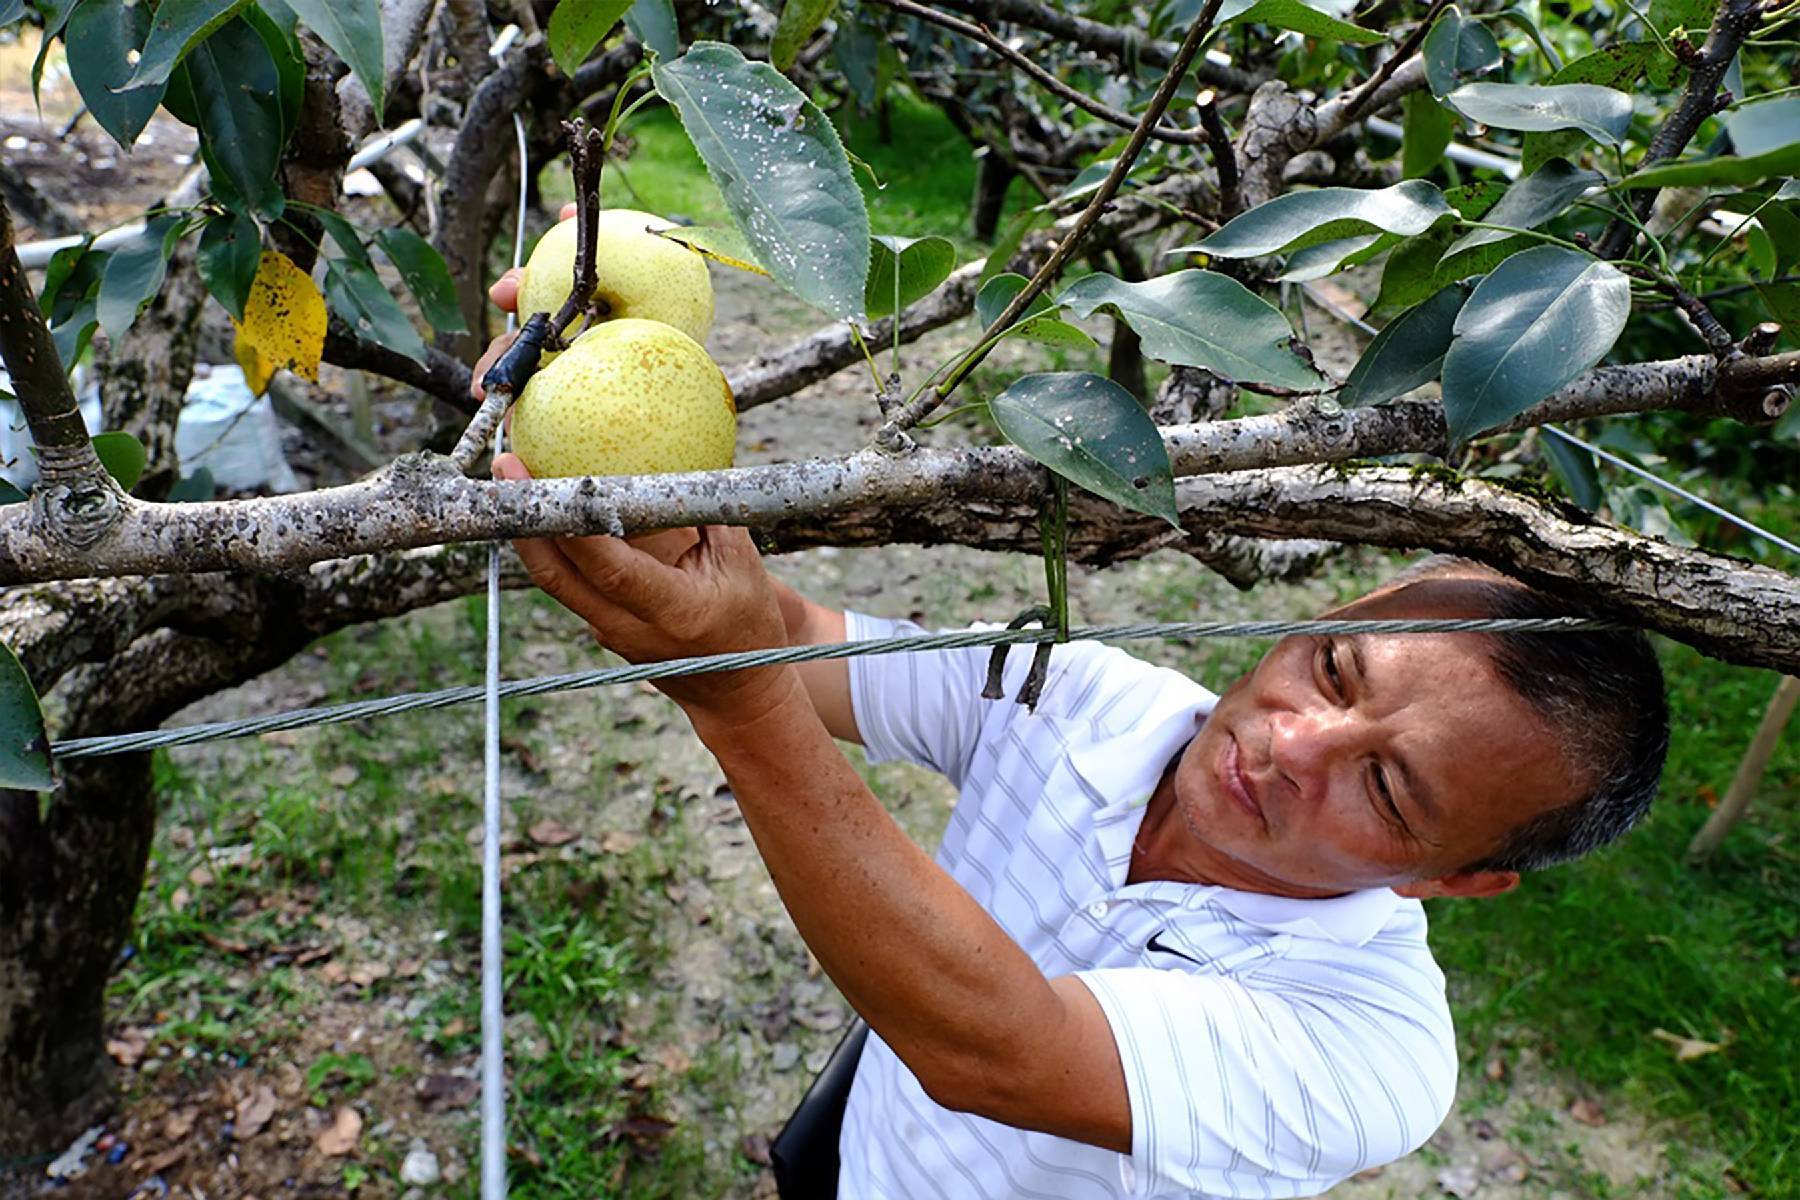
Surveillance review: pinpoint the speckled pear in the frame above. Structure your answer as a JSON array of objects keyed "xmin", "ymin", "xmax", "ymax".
[
  {"xmin": 516, "ymin": 210, "xmax": 714, "ymax": 349},
  {"xmin": 510, "ymin": 318, "xmax": 736, "ymax": 478}
]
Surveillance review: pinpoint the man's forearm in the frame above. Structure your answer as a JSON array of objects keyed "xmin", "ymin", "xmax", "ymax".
[{"xmin": 685, "ymin": 674, "xmax": 1065, "ymax": 1109}]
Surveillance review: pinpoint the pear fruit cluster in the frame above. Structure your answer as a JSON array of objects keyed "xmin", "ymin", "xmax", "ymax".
[{"xmin": 509, "ymin": 209, "xmax": 734, "ymax": 479}]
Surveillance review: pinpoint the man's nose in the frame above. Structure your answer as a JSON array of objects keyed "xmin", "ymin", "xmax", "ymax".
[{"xmin": 1267, "ymin": 706, "xmax": 1362, "ymax": 801}]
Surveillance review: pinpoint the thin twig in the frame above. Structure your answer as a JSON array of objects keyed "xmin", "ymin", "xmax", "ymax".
[
  {"xmin": 873, "ymin": 0, "xmax": 1229, "ymax": 448},
  {"xmin": 1672, "ymin": 287, "xmax": 1737, "ymax": 356},
  {"xmin": 1596, "ymin": 0, "xmax": 1762, "ymax": 260},
  {"xmin": 869, "ymin": 0, "xmax": 1209, "ymax": 145},
  {"xmin": 1338, "ymin": 0, "xmax": 1454, "ymax": 124},
  {"xmin": 1197, "ymin": 99, "xmax": 1241, "ymax": 218}
]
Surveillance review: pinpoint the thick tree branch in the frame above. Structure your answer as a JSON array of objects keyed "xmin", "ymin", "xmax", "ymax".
[
  {"xmin": 4, "ymin": 346, "xmax": 1794, "ymax": 585},
  {"xmin": 1596, "ymin": 0, "xmax": 1762, "ymax": 259}
]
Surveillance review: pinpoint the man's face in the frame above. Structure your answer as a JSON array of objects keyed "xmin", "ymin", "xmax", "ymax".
[{"xmin": 1163, "ymin": 580, "xmax": 1583, "ymax": 898}]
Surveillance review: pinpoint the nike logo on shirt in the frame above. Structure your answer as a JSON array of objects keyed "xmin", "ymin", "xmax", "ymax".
[{"xmin": 1146, "ymin": 931, "xmax": 1204, "ymax": 966}]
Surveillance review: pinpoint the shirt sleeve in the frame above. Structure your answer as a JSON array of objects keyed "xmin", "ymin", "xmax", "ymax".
[
  {"xmin": 1074, "ymin": 965, "xmax": 1458, "ymax": 1197},
  {"xmin": 843, "ymin": 611, "xmax": 1099, "ymax": 790}
]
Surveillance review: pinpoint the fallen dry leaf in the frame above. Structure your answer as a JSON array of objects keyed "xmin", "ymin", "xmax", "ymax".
[
  {"xmin": 529, "ymin": 819, "xmax": 580, "ymax": 847},
  {"xmin": 201, "ymin": 931, "xmax": 254, "ymax": 955},
  {"xmin": 187, "ymin": 865, "xmax": 214, "ymax": 887},
  {"xmin": 259, "ymin": 730, "xmax": 300, "ymax": 747},
  {"xmin": 106, "ymin": 1028, "xmax": 148, "ymax": 1067},
  {"xmin": 163, "ymin": 1107, "xmax": 198, "ymax": 1139},
  {"xmin": 318, "ymin": 960, "xmax": 348, "ymax": 985},
  {"xmin": 1568, "ymin": 1097, "xmax": 1607, "ymax": 1127},
  {"xmin": 395, "ymin": 957, "xmax": 424, "ymax": 978},
  {"xmin": 235, "ymin": 1084, "xmax": 278, "ymax": 1138},
  {"xmin": 424, "ymin": 774, "xmax": 459, "ymax": 796},
  {"xmin": 169, "ymin": 887, "xmax": 190, "ymax": 913},
  {"xmin": 1650, "ymin": 1027, "xmax": 1730, "ymax": 1061},
  {"xmin": 652, "ymin": 1044, "xmax": 692, "ymax": 1074},
  {"xmin": 326, "ymin": 764, "xmax": 359, "ymax": 787},
  {"xmin": 503, "ymin": 736, "xmax": 544, "ymax": 774},
  {"xmin": 417, "ymin": 1073, "xmax": 480, "ymax": 1112},
  {"xmin": 347, "ymin": 961, "xmax": 391, "ymax": 988},
  {"xmin": 315, "ymin": 1106, "xmax": 362, "ymax": 1156},
  {"xmin": 294, "ymin": 945, "xmax": 333, "ymax": 967},
  {"xmin": 1483, "ymin": 1056, "xmax": 1506, "ymax": 1082},
  {"xmin": 600, "ymin": 830, "xmax": 642, "ymax": 855}
]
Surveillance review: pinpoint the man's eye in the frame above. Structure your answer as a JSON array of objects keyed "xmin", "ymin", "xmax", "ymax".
[
  {"xmin": 1371, "ymin": 765, "xmax": 1405, "ymax": 829},
  {"xmin": 1321, "ymin": 640, "xmax": 1344, "ymax": 696}
]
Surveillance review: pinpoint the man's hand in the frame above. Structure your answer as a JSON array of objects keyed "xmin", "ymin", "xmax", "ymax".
[{"xmin": 493, "ymin": 452, "xmax": 796, "ymax": 723}]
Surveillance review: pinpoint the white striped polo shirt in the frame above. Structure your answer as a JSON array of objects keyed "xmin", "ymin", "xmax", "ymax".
[{"xmin": 835, "ymin": 613, "xmax": 1458, "ymax": 1199}]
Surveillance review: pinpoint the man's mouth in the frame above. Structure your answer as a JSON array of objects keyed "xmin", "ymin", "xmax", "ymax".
[{"xmin": 1221, "ymin": 734, "xmax": 1265, "ymax": 827}]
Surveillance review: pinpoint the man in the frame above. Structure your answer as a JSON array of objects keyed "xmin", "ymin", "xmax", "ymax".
[{"xmin": 476, "ymin": 290, "xmax": 1669, "ymax": 1197}]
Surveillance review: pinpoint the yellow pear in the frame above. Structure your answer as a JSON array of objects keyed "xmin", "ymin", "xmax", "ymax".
[
  {"xmin": 516, "ymin": 209, "xmax": 714, "ymax": 349},
  {"xmin": 509, "ymin": 318, "xmax": 736, "ymax": 478}
]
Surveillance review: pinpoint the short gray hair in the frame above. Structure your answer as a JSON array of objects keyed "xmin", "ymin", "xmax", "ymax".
[{"xmin": 1389, "ymin": 558, "xmax": 1670, "ymax": 873}]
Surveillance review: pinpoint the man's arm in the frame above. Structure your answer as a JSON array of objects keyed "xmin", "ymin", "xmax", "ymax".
[
  {"xmin": 767, "ymin": 574, "xmax": 858, "ymax": 744},
  {"xmin": 488, "ymin": 501, "xmax": 1134, "ymax": 1151}
]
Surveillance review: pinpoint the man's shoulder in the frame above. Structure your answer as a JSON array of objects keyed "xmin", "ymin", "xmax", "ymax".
[{"xmin": 1031, "ymin": 638, "xmax": 1216, "ymax": 724}]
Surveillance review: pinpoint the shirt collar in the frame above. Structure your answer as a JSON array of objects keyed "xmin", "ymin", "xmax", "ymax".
[{"xmin": 1071, "ymin": 684, "xmax": 1403, "ymax": 949}]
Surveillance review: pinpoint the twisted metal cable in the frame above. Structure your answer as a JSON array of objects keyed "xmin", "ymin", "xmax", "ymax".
[{"xmin": 52, "ymin": 617, "xmax": 1617, "ymax": 759}]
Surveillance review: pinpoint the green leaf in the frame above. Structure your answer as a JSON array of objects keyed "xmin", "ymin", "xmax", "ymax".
[
  {"xmin": 1756, "ymin": 200, "xmax": 1800, "ymax": 276},
  {"xmin": 124, "ymin": 0, "xmax": 244, "ymax": 89},
  {"xmin": 1445, "ymin": 158, "xmax": 1602, "ymax": 255},
  {"xmin": 176, "ymin": 16, "xmax": 288, "ymax": 216},
  {"xmin": 1622, "ymin": 143, "xmax": 1800, "ymax": 189},
  {"xmin": 0, "ymin": 640, "xmax": 52, "ymax": 792},
  {"xmin": 1368, "ymin": 180, "xmax": 1507, "ymax": 316},
  {"xmin": 973, "ymin": 275, "xmax": 1096, "ymax": 348},
  {"xmin": 832, "ymin": 12, "xmax": 881, "ymax": 110},
  {"xmin": 1, "ymin": 0, "xmax": 25, "ymax": 24},
  {"xmin": 1520, "ymin": 43, "xmax": 1658, "ymax": 172},
  {"xmin": 1219, "ymin": 0, "xmax": 1383, "ymax": 45},
  {"xmin": 1440, "ymin": 246, "xmax": 1631, "ymax": 446},
  {"xmin": 285, "ymin": 0, "xmax": 385, "ymax": 122},
  {"xmin": 1276, "ymin": 234, "xmax": 1384, "ymax": 282},
  {"xmin": 989, "ymin": 373, "xmax": 1180, "ymax": 526},
  {"xmin": 548, "ymin": 0, "xmax": 634, "ymax": 77},
  {"xmin": 1423, "ymin": 6, "xmax": 1501, "ymax": 99},
  {"xmin": 653, "ymin": 42, "xmax": 870, "ymax": 320},
  {"xmin": 625, "ymin": 0, "xmax": 679, "ymax": 58},
  {"xmin": 1646, "ymin": 0, "xmax": 1717, "ymax": 37},
  {"xmin": 1339, "ymin": 283, "xmax": 1469, "ymax": 406},
  {"xmin": 311, "ymin": 207, "xmax": 370, "ymax": 267},
  {"xmin": 374, "ymin": 228, "xmax": 468, "ymax": 334},
  {"xmin": 1059, "ymin": 270, "xmax": 1319, "ymax": 389},
  {"xmin": 1185, "ymin": 180, "xmax": 1449, "ymax": 259},
  {"xmin": 197, "ymin": 211, "xmax": 261, "ymax": 320},
  {"xmin": 30, "ymin": 0, "xmax": 79, "ymax": 104},
  {"xmin": 1726, "ymin": 97, "xmax": 1800, "ymax": 158},
  {"xmin": 51, "ymin": 299, "xmax": 98, "ymax": 372},
  {"xmin": 1402, "ymin": 91, "xmax": 1455, "ymax": 180},
  {"xmin": 772, "ymin": 0, "xmax": 835, "ymax": 71},
  {"xmin": 167, "ymin": 466, "xmax": 216, "ymax": 501},
  {"xmin": 0, "ymin": 478, "xmax": 26, "ymax": 505},
  {"xmin": 40, "ymin": 240, "xmax": 99, "ymax": 320},
  {"xmin": 324, "ymin": 258, "xmax": 426, "ymax": 365},
  {"xmin": 865, "ymin": 235, "xmax": 956, "ymax": 320},
  {"xmin": 1541, "ymin": 428, "xmax": 1602, "ymax": 510},
  {"xmin": 97, "ymin": 215, "xmax": 183, "ymax": 342},
  {"xmin": 91, "ymin": 430, "xmax": 147, "ymax": 491},
  {"xmin": 66, "ymin": 0, "xmax": 163, "ymax": 147},
  {"xmin": 243, "ymin": 0, "xmax": 304, "ymax": 142},
  {"xmin": 1447, "ymin": 83, "xmax": 1634, "ymax": 144}
]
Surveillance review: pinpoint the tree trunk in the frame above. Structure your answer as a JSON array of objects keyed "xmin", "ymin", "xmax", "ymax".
[
  {"xmin": 972, "ymin": 151, "xmax": 1016, "ymax": 242},
  {"xmin": 0, "ymin": 754, "xmax": 156, "ymax": 1159}
]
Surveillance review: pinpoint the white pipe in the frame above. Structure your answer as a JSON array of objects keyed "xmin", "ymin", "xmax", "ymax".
[
  {"xmin": 345, "ymin": 117, "xmax": 424, "ymax": 173},
  {"xmin": 1364, "ymin": 116, "xmax": 1522, "ymax": 178}
]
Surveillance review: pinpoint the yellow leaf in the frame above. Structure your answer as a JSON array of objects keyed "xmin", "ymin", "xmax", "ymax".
[
  {"xmin": 233, "ymin": 325, "xmax": 276, "ymax": 396},
  {"xmin": 1650, "ymin": 1027, "xmax": 1731, "ymax": 1062},
  {"xmin": 235, "ymin": 249, "xmax": 325, "ymax": 385}
]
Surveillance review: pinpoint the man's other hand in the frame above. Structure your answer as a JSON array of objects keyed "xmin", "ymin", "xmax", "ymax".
[{"xmin": 492, "ymin": 452, "xmax": 795, "ymax": 723}]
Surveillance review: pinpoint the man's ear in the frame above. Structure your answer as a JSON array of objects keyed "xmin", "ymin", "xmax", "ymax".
[{"xmin": 1394, "ymin": 870, "xmax": 1520, "ymax": 900}]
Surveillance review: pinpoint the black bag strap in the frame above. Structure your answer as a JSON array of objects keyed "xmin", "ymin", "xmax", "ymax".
[{"xmin": 771, "ymin": 1017, "xmax": 870, "ymax": 1200}]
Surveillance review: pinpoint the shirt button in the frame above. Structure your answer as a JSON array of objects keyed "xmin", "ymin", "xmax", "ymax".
[{"xmin": 1088, "ymin": 900, "xmax": 1110, "ymax": 918}]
